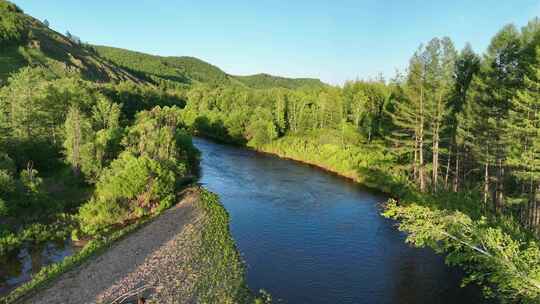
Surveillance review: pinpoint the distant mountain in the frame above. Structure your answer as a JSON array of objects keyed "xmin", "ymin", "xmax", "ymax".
[
  {"xmin": 0, "ymin": 0, "xmax": 141, "ymax": 83},
  {"xmin": 94, "ymin": 46, "xmax": 327, "ymax": 89},
  {"xmin": 233, "ymin": 73, "xmax": 325, "ymax": 89},
  {"xmin": 0, "ymin": 0, "xmax": 325, "ymax": 89},
  {"xmin": 94, "ymin": 45, "xmax": 231, "ymax": 85}
]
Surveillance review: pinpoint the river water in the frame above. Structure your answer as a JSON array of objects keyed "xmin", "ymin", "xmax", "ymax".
[
  {"xmin": 194, "ymin": 137, "xmax": 486, "ymax": 304},
  {"xmin": 0, "ymin": 137, "xmax": 487, "ymax": 302}
]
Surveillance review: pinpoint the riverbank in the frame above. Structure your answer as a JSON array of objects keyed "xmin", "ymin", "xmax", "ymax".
[
  {"xmin": 193, "ymin": 133, "xmax": 396, "ymax": 194},
  {"xmin": 254, "ymin": 136, "xmax": 409, "ymax": 200},
  {"xmin": 2, "ymin": 187, "xmax": 252, "ymax": 304},
  {"xmin": 242, "ymin": 135, "xmax": 539, "ymax": 302}
]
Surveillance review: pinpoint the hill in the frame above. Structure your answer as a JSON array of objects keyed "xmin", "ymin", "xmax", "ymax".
[
  {"xmin": 94, "ymin": 45, "xmax": 327, "ymax": 89},
  {"xmin": 94, "ymin": 45, "xmax": 231, "ymax": 85},
  {"xmin": 233, "ymin": 73, "xmax": 325, "ymax": 89},
  {"xmin": 1, "ymin": 0, "xmax": 324, "ymax": 89},
  {"xmin": 0, "ymin": 0, "xmax": 141, "ymax": 83}
]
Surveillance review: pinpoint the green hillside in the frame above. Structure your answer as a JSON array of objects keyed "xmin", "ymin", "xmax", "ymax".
[
  {"xmin": 94, "ymin": 45, "xmax": 326, "ymax": 89},
  {"xmin": 0, "ymin": 1, "xmax": 142, "ymax": 83},
  {"xmin": 233, "ymin": 73, "xmax": 325, "ymax": 89},
  {"xmin": 1, "ymin": 0, "xmax": 324, "ymax": 89},
  {"xmin": 94, "ymin": 45, "xmax": 231, "ymax": 85}
]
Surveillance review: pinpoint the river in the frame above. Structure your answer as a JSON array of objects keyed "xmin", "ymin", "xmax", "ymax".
[{"xmin": 194, "ymin": 137, "xmax": 487, "ymax": 304}]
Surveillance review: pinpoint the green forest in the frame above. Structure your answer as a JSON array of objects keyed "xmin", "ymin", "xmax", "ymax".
[
  {"xmin": 99, "ymin": 20, "xmax": 540, "ymax": 302},
  {"xmin": 1, "ymin": 0, "xmax": 540, "ymax": 302}
]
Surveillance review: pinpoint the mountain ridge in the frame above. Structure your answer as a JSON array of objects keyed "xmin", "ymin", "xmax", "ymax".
[
  {"xmin": 1, "ymin": 0, "xmax": 326, "ymax": 90},
  {"xmin": 94, "ymin": 45, "xmax": 327, "ymax": 89},
  {"xmin": 0, "ymin": 0, "xmax": 143, "ymax": 83}
]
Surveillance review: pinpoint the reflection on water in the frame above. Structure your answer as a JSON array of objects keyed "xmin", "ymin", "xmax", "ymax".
[
  {"xmin": 194, "ymin": 137, "xmax": 489, "ymax": 304},
  {"xmin": 0, "ymin": 240, "xmax": 75, "ymax": 297},
  {"xmin": 0, "ymin": 137, "xmax": 493, "ymax": 303}
]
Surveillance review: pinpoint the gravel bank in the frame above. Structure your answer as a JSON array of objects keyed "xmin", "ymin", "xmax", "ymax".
[{"xmin": 23, "ymin": 188, "xmax": 206, "ymax": 304}]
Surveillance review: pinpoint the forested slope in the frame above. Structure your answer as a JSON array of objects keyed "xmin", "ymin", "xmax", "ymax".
[
  {"xmin": 94, "ymin": 45, "xmax": 231, "ymax": 85},
  {"xmin": 94, "ymin": 45, "xmax": 327, "ymax": 89},
  {"xmin": 0, "ymin": 0, "xmax": 142, "ymax": 83},
  {"xmin": 234, "ymin": 73, "xmax": 325, "ymax": 89}
]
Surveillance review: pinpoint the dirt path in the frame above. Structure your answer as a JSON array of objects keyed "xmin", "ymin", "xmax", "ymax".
[{"xmin": 24, "ymin": 189, "xmax": 205, "ymax": 304}]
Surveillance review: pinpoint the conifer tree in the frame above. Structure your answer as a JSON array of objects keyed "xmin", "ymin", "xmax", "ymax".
[
  {"xmin": 506, "ymin": 47, "xmax": 540, "ymax": 233},
  {"xmin": 423, "ymin": 37, "xmax": 457, "ymax": 191},
  {"xmin": 466, "ymin": 25, "xmax": 522, "ymax": 212},
  {"xmin": 388, "ymin": 52, "xmax": 428, "ymax": 191},
  {"xmin": 64, "ymin": 106, "xmax": 92, "ymax": 176},
  {"xmin": 450, "ymin": 44, "xmax": 480, "ymax": 191}
]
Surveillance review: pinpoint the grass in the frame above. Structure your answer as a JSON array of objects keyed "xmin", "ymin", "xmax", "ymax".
[
  {"xmin": 94, "ymin": 45, "xmax": 229, "ymax": 85},
  {"xmin": 193, "ymin": 189, "xmax": 254, "ymax": 303},
  {"xmin": 0, "ymin": 15, "xmax": 143, "ymax": 85},
  {"xmin": 94, "ymin": 45, "xmax": 325, "ymax": 89},
  {"xmin": 257, "ymin": 134, "xmax": 408, "ymax": 196}
]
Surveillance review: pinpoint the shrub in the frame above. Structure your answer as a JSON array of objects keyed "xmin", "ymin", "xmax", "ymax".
[
  {"xmin": 78, "ymin": 152, "xmax": 176, "ymax": 235},
  {"xmin": 0, "ymin": 169, "xmax": 15, "ymax": 196},
  {"xmin": 0, "ymin": 229, "xmax": 21, "ymax": 256},
  {"xmin": 0, "ymin": 198, "xmax": 7, "ymax": 216},
  {"xmin": 0, "ymin": 152, "xmax": 15, "ymax": 174},
  {"xmin": 246, "ymin": 119, "xmax": 278, "ymax": 148}
]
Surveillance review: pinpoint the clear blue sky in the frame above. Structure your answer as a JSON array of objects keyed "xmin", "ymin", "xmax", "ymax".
[{"xmin": 12, "ymin": 0, "xmax": 540, "ymax": 85}]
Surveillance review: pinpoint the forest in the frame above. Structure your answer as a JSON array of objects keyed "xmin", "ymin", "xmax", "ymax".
[
  {"xmin": 152, "ymin": 20, "xmax": 540, "ymax": 302},
  {"xmin": 0, "ymin": 65, "xmax": 199, "ymax": 247},
  {"xmin": 1, "ymin": 0, "xmax": 540, "ymax": 302}
]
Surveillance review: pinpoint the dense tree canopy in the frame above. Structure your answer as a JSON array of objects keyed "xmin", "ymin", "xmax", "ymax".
[{"xmin": 0, "ymin": 0, "xmax": 27, "ymax": 46}]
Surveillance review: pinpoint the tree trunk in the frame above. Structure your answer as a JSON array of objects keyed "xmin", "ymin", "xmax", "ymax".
[
  {"xmin": 419, "ymin": 86, "xmax": 425, "ymax": 192},
  {"xmin": 531, "ymin": 184, "xmax": 540, "ymax": 235},
  {"xmin": 444, "ymin": 149, "xmax": 451, "ymax": 190},
  {"xmin": 72, "ymin": 109, "xmax": 81, "ymax": 177},
  {"xmin": 432, "ymin": 94, "xmax": 443, "ymax": 192},
  {"xmin": 527, "ymin": 199, "xmax": 532, "ymax": 229},
  {"xmin": 413, "ymin": 136, "xmax": 418, "ymax": 182},
  {"xmin": 495, "ymin": 157, "xmax": 504, "ymax": 213},
  {"xmin": 527, "ymin": 202, "xmax": 532, "ymax": 231},
  {"xmin": 483, "ymin": 162, "xmax": 489, "ymax": 212},
  {"xmin": 433, "ymin": 133, "xmax": 439, "ymax": 192},
  {"xmin": 453, "ymin": 150, "xmax": 460, "ymax": 192}
]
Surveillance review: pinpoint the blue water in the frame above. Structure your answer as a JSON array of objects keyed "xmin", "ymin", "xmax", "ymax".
[{"xmin": 194, "ymin": 137, "xmax": 486, "ymax": 304}]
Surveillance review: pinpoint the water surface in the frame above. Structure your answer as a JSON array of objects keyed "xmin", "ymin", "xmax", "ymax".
[
  {"xmin": 0, "ymin": 241, "xmax": 75, "ymax": 296},
  {"xmin": 194, "ymin": 137, "xmax": 486, "ymax": 304}
]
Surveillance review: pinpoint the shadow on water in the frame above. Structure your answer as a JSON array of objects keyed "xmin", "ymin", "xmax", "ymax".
[{"xmin": 0, "ymin": 240, "xmax": 76, "ymax": 297}]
